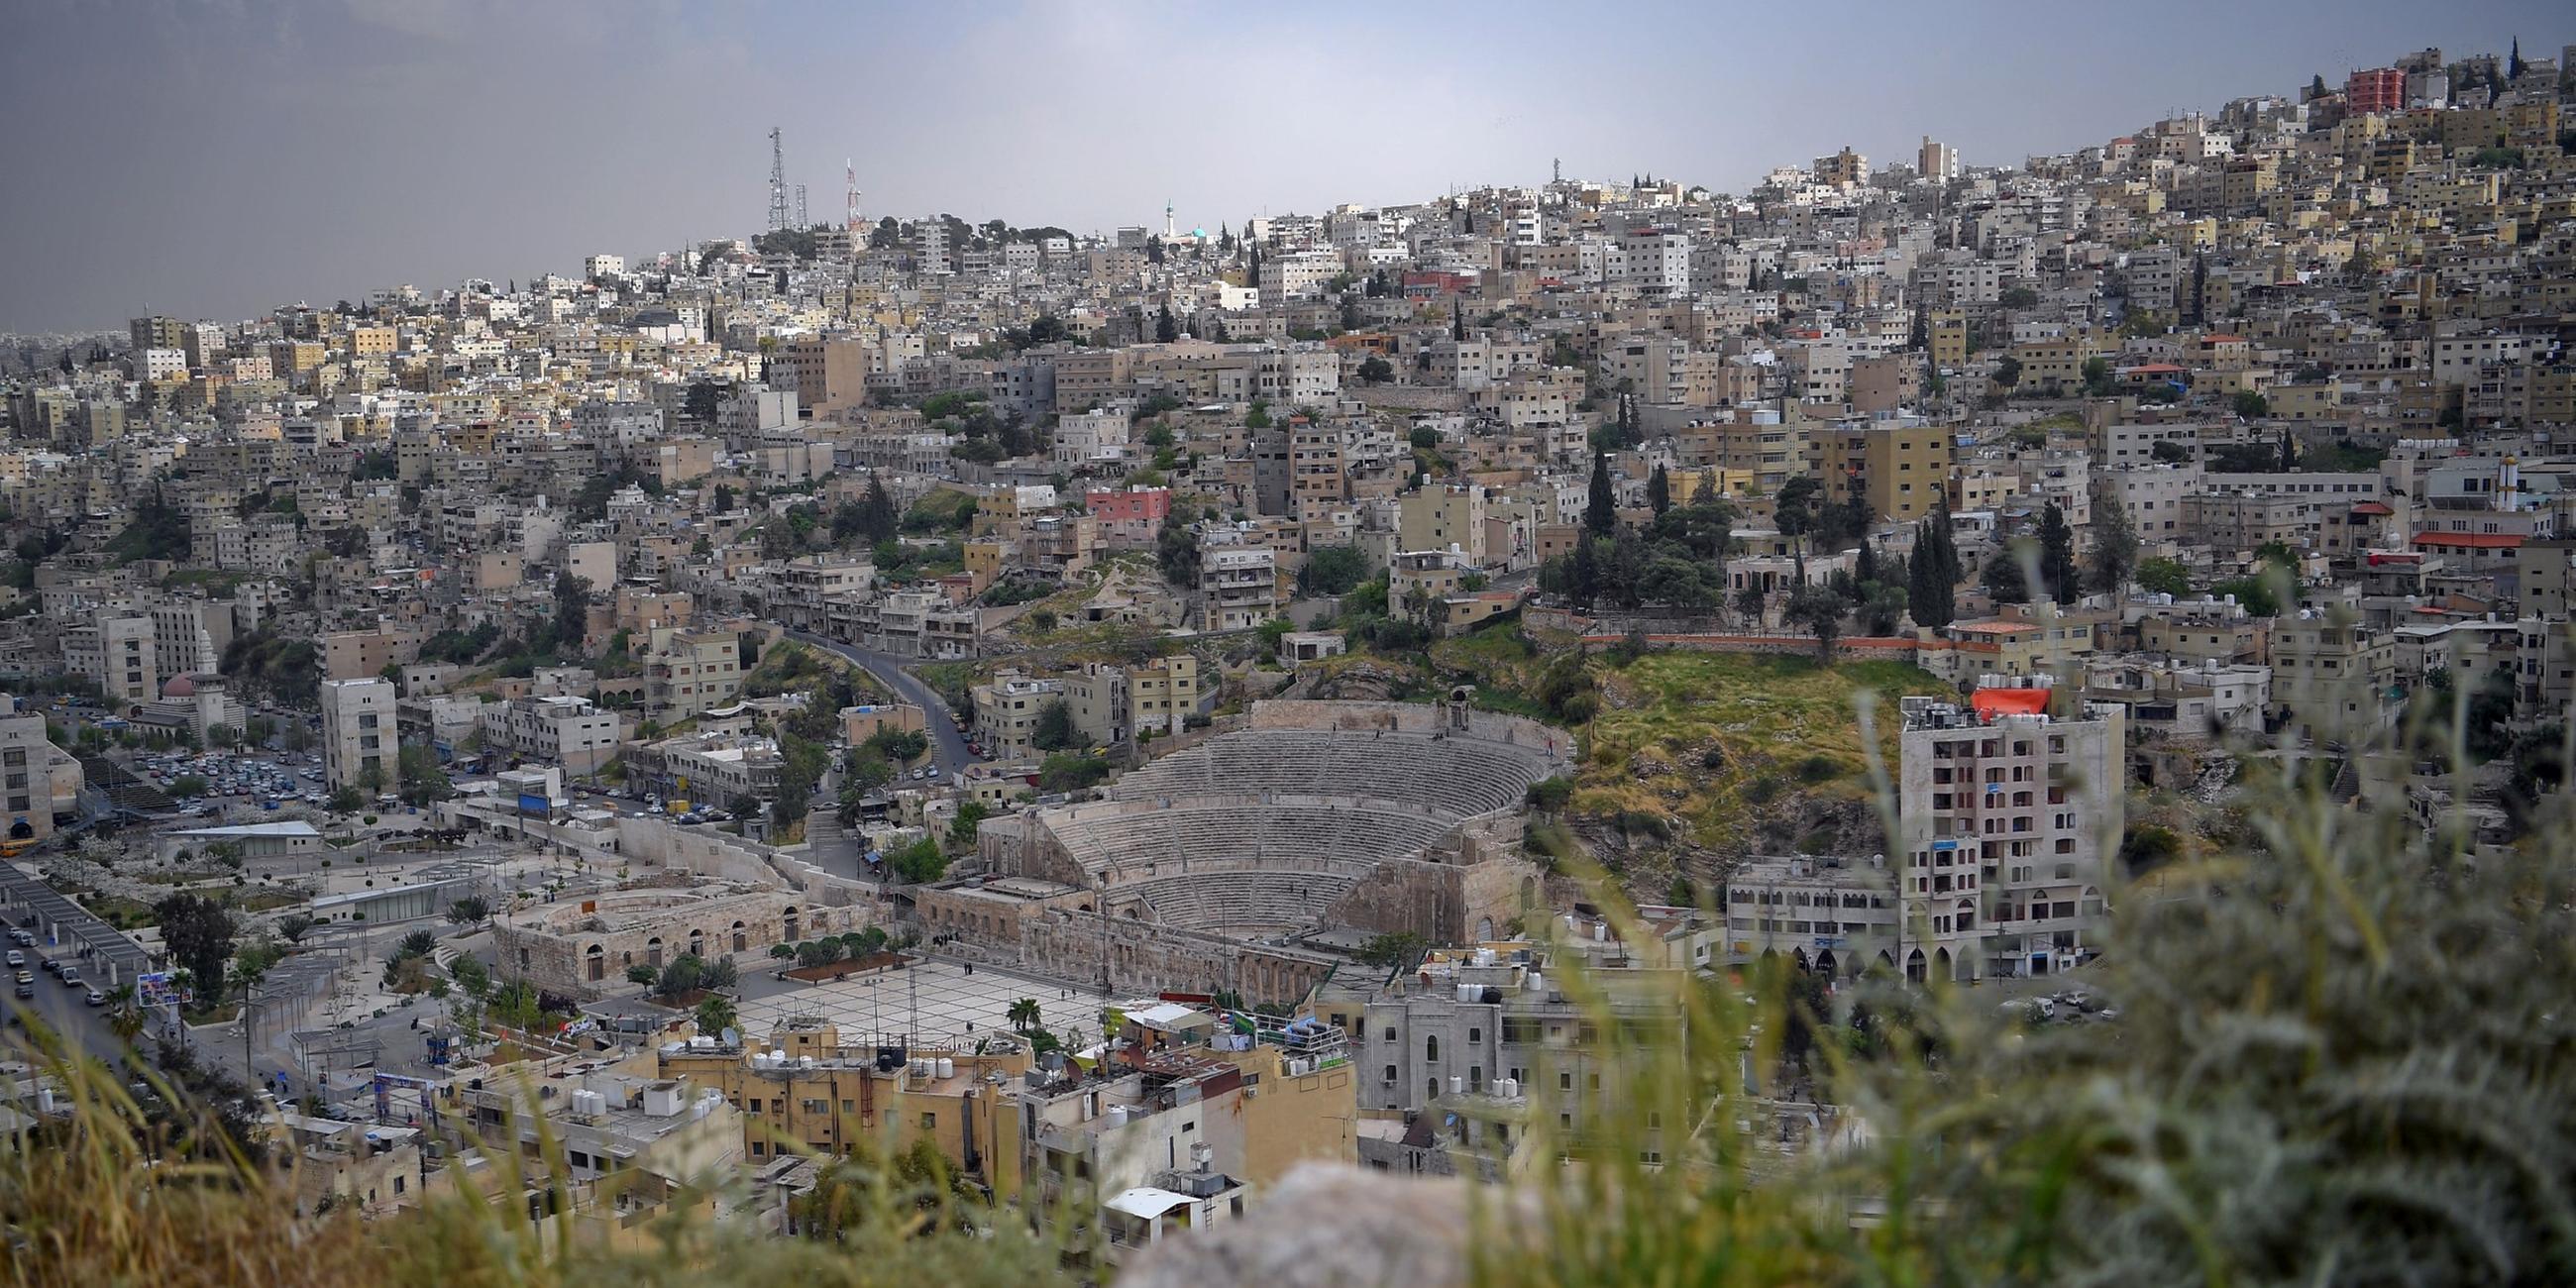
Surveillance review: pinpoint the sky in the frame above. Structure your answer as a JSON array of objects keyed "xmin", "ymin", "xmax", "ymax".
[{"xmin": 0, "ymin": 0, "xmax": 2562, "ymax": 332}]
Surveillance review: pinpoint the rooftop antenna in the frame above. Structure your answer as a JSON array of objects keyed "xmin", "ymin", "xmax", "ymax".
[{"xmin": 767, "ymin": 127, "xmax": 789, "ymax": 234}]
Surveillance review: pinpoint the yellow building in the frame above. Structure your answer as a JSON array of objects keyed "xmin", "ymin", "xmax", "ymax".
[
  {"xmin": 1816, "ymin": 421, "xmax": 1953, "ymax": 522},
  {"xmin": 651, "ymin": 1019, "xmax": 1034, "ymax": 1202},
  {"xmin": 1128, "ymin": 654, "xmax": 1199, "ymax": 737}
]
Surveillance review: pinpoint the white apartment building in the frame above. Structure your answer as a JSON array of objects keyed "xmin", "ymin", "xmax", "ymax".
[
  {"xmin": 1896, "ymin": 681, "xmax": 2123, "ymax": 984},
  {"xmin": 483, "ymin": 696, "xmax": 622, "ymax": 776},
  {"xmin": 321, "ymin": 678, "xmax": 396, "ymax": 792},
  {"xmin": 62, "ymin": 614, "xmax": 161, "ymax": 708}
]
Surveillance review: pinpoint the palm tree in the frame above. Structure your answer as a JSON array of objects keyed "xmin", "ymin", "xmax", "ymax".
[
  {"xmin": 694, "ymin": 995, "xmax": 737, "ymax": 1037},
  {"xmin": 1006, "ymin": 998, "xmax": 1040, "ymax": 1034},
  {"xmin": 105, "ymin": 985, "xmax": 144, "ymax": 1044}
]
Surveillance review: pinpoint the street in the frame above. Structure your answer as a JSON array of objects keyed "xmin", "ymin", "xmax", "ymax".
[{"xmin": 783, "ymin": 631, "xmax": 976, "ymax": 771}]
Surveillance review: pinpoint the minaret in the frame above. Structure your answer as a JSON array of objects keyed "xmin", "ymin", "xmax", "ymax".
[{"xmin": 1164, "ymin": 199, "xmax": 1175, "ymax": 242}]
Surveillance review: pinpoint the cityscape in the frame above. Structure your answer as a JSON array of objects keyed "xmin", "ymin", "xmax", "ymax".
[{"xmin": 5, "ymin": 12, "xmax": 2576, "ymax": 1286}]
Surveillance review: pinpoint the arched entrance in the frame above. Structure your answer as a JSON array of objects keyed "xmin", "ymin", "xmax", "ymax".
[
  {"xmin": 782, "ymin": 908, "xmax": 800, "ymax": 941},
  {"xmin": 731, "ymin": 920, "xmax": 748, "ymax": 953},
  {"xmin": 688, "ymin": 929, "xmax": 704, "ymax": 959},
  {"xmin": 585, "ymin": 944, "xmax": 604, "ymax": 983},
  {"xmin": 1905, "ymin": 948, "xmax": 1927, "ymax": 983},
  {"xmin": 1816, "ymin": 949, "xmax": 1838, "ymax": 977},
  {"xmin": 646, "ymin": 936, "xmax": 664, "ymax": 968}
]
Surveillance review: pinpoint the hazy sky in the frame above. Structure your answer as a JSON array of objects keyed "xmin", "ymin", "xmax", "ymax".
[{"xmin": 0, "ymin": 0, "xmax": 2560, "ymax": 331}]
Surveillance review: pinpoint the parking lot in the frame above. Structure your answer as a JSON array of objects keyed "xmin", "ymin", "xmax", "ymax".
[{"xmin": 131, "ymin": 747, "xmax": 334, "ymax": 816}]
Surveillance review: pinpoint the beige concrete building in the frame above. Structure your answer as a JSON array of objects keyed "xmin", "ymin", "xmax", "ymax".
[{"xmin": 320, "ymin": 677, "xmax": 395, "ymax": 791}]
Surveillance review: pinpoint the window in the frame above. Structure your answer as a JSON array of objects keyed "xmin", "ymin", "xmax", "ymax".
[
  {"xmin": 920, "ymin": 1112, "xmax": 936, "ymax": 1129},
  {"xmin": 1383, "ymin": 1064, "xmax": 1398, "ymax": 1084},
  {"xmin": 1559, "ymin": 1072, "xmax": 1572, "ymax": 1091},
  {"xmin": 1425, "ymin": 1036, "xmax": 1439, "ymax": 1062}
]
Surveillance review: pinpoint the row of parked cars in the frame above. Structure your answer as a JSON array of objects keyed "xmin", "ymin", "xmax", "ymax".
[{"xmin": 7, "ymin": 930, "xmax": 101, "ymax": 1004}]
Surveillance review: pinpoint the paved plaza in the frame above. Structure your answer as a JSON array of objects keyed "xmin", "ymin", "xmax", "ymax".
[{"xmin": 732, "ymin": 956, "xmax": 1106, "ymax": 1050}]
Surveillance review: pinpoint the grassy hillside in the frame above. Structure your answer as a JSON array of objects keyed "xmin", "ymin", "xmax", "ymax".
[{"xmin": 1577, "ymin": 653, "xmax": 1943, "ymax": 856}]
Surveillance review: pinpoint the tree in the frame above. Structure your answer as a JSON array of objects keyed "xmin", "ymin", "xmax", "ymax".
[
  {"xmin": 2089, "ymin": 477, "xmax": 2136, "ymax": 592},
  {"xmin": 1007, "ymin": 998, "xmax": 1042, "ymax": 1034},
  {"xmin": 1155, "ymin": 509, "xmax": 1201, "ymax": 588},
  {"xmin": 627, "ymin": 963, "xmax": 658, "ymax": 986},
  {"xmin": 206, "ymin": 722, "xmax": 239, "ymax": 750},
  {"xmin": 1647, "ymin": 464, "xmax": 1671, "ymax": 516},
  {"xmin": 154, "ymin": 894, "xmax": 237, "ymax": 1006},
  {"xmin": 1356, "ymin": 355, "xmax": 1395, "ymax": 385},
  {"xmin": 1774, "ymin": 476, "xmax": 1821, "ymax": 552},
  {"xmin": 397, "ymin": 745, "xmax": 452, "ymax": 807},
  {"xmin": 1991, "ymin": 356, "xmax": 2022, "ymax": 388},
  {"xmin": 2233, "ymin": 390, "xmax": 2271, "ymax": 420},
  {"xmin": 948, "ymin": 801, "xmax": 991, "ymax": 845},
  {"xmin": 2038, "ymin": 502, "xmax": 2081, "ymax": 604},
  {"xmin": 1030, "ymin": 699, "xmax": 1076, "ymax": 752},
  {"xmin": 1524, "ymin": 776, "xmax": 1573, "ymax": 816},
  {"xmin": 446, "ymin": 897, "xmax": 490, "ymax": 928},
  {"xmin": 1783, "ymin": 586, "xmax": 1844, "ymax": 662},
  {"xmin": 1983, "ymin": 547, "xmax": 2032, "ymax": 603},
  {"xmin": 2136, "ymin": 556, "xmax": 2192, "ymax": 597},
  {"xmin": 552, "ymin": 569, "xmax": 591, "ymax": 652},
  {"xmin": 327, "ymin": 786, "xmax": 366, "ymax": 814},
  {"xmin": 1299, "ymin": 544, "xmax": 1372, "ymax": 595},
  {"xmin": 1357, "ymin": 931, "xmax": 1428, "ymax": 969},
  {"xmin": 275, "ymin": 912, "xmax": 317, "ymax": 944},
  {"xmin": 695, "ymin": 995, "xmax": 738, "ymax": 1036},
  {"xmin": 1154, "ymin": 304, "xmax": 1177, "ymax": 343},
  {"xmin": 1583, "ymin": 453, "xmax": 1618, "ymax": 536}
]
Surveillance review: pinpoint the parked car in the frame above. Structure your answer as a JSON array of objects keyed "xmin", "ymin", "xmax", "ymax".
[
  {"xmin": 3, "ymin": 950, "xmax": 20, "ymax": 968},
  {"xmin": 58, "ymin": 968, "xmax": 81, "ymax": 988}
]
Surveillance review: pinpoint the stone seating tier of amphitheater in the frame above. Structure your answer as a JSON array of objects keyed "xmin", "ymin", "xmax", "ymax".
[
  {"xmin": 1105, "ymin": 869, "xmax": 1357, "ymax": 934},
  {"xmin": 1107, "ymin": 726, "xmax": 1558, "ymax": 819},
  {"xmin": 1042, "ymin": 798, "xmax": 1458, "ymax": 874}
]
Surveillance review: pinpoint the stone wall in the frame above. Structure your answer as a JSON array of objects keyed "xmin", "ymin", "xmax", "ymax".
[
  {"xmin": 1017, "ymin": 910, "xmax": 1338, "ymax": 1006},
  {"xmin": 490, "ymin": 888, "xmax": 876, "ymax": 997}
]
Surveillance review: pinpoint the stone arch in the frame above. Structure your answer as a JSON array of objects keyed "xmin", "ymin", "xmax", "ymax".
[
  {"xmin": 782, "ymin": 907, "xmax": 801, "ymax": 941},
  {"xmin": 731, "ymin": 920, "xmax": 748, "ymax": 953},
  {"xmin": 1475, "ymin": 916, "xmax": 1495, "ymax": 941},
  {"xmin": 646, "ymin": 936, "xmax": 665, "ymax": 969},
  {"xmin": 1955, "ymin": 899, "xmax": 1977, "ymax": 932},
  {"xmin": 688, "ymin": 928, "xmax": 705, "ymax": 959},
  {"xmin": 1934, "ymin": 946, "xmax": 1953, "ymax": 982},
  {"xmin": 1905, "ymin": 948, "xmax": 1927, "ymax": 982},
  {"xmin": 1816, "ymin": 948, "xmax": 1838, "ymax": 977},
  {"xmin": 585, "ymin": 943, "xmax": 604, "ymax": 983},
  {"xmin": 1519, "ymin": 877, "xmax": 1539, "ymax": 911}
]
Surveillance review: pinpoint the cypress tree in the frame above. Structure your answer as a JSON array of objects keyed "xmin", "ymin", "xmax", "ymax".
[
  {"xmin": 1648, "ymin": 464, "xmax": 1671, "ymax": 515},
  {"xmin": 1584, "ymin": 453, "xmax": 1618, "ymax": 536}
]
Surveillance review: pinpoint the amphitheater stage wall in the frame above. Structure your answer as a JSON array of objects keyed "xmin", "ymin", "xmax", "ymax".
[
  {"xmin": 1244, "ymin": 699, "xmax": 1569, "ymax": 766},
  {"xmin": 1326, "ymin": 846, "xmax": 1540, "ymax": 944},
  {"xmin": 1016, "ymin": 910, "xmax": 1337, "ymax": 1007}
]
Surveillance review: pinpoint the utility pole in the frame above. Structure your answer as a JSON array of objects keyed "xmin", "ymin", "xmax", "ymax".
[{"xmin": 767, "ymin": 127, "xmax": 789, "ymax": 234}]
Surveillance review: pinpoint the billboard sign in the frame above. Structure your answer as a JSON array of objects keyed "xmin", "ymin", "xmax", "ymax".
[
  {"xmin": 516, "ymin": 792, "xmax": 550, "ymax": 817},
  {"xmin": 136, "ymin": 971, "xmax": 191, "ymax": 1009}
]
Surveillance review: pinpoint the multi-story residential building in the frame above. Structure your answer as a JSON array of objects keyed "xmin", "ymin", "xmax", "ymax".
[
  {"xmin": 971, "ymin": 672, "xmax": 1067, "ymax": 762},
  {"xmin": 62, "ymin": 614, "xmax": 160, "ymax": 708},
  {"xmin": 642, "ymin": 626, "xmax": 743, "ymax": 721},
  {"xmin": 1895, "ymin": 681, "xmax": 2123, "ymax": 983},
  {"xmin": 0, "ymin": 704, "xmax": 81, "ymax": 843},
  {"xmin": 483, "ymin": 696, "xmax": 622, "ymax": 776},
  {"xmin": 623, "ymin": 731, "xmax": 782, "ymax": 808},
  {"xmin": 1332, "ymin": 942, "xmax": 1689, "ymax": 1175},
  {"xmin": 2270, "ymin": 615, "xmax": 2398, "ymax": 744},
  {"xmin": 1817, "ymin": 421, "xmax": 1953, "ymax": 522},
  {"xmin": 1196, "ymin": 545, "xmax": 1277, "ymax": 632},
  {"xmin": 320, "ymin": 677, "xmax": 395, "ymax": 792}
]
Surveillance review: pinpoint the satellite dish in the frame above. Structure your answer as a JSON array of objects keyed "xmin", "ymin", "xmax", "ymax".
[{"xmin": 719, "ymin": 1027, "xmax": 739, "ymax": 1046}]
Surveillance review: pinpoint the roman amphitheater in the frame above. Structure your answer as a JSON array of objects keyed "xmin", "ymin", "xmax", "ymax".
[{"xmin": 929, "ymin": 698, "xmax": 1570, "ymax": 1004}]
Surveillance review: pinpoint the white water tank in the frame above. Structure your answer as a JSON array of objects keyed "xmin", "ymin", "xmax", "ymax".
[
  {"xmin": 1450, "ymin": 1075, "xmax": 1465, "ymax": 1095},
  {"xmin": 1525, "ymin": 971, "xmax": 1544, "ymax": 994},
  {"xmin": 1457, "ymin": 982, "xmax": 1478, "ymax": 1003},
  {"xmin": 937, "ymin": 1057, "xmax": 955, "ymax": 1081}
]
